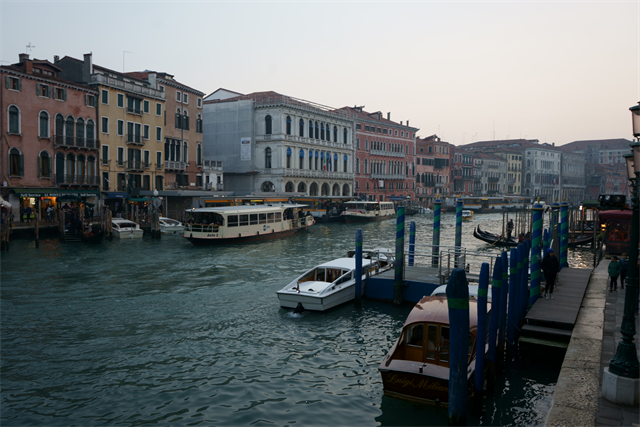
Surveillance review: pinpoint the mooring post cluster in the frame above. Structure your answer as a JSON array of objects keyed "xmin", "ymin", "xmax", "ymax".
[
  {"xmin": 393, "ymin": 206, "xmax": 405, "ymax": 305},
  {"xmin": 432, "ymin": 199, "xmax": 441, "ymax": 268}
]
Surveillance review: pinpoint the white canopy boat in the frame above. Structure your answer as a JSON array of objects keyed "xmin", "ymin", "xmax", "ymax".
[
  {"xmin": 277, "ymin": 257, "xmax": 389, "ymax": 312},
  {"xmin": 111, "ymin": 218, "xmax": 144, "ymax": 239},
  {"xmin": 159, "ymin": 217, "xmax": 184, "ymax": 235}
]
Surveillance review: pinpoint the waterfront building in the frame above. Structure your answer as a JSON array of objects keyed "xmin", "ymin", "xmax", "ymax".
[
  {"xmin": 558, "ymin": 151, "xmax": 586, "ymax": 203},
  {"xmin": 474, "ymin": 152, "xmax": 507, "ymax": 196},
  {"xmin": 416, "ymin": 135, "xmax": 453, "ymax": 199},
  {"xmin": 0, "ymin": 53, "xmax": 100, "ymax": 218},
  {"xmin": 341, "ymin": 107, "xmax": 418, "ymax": 202},
  {"xmin": 203, "ymin": 91, "xmax": 354, "ymax": 196},
  {"xmin": 494, "ymin": 151, "xmax": 523, "ymax": 196},
  {"xmin": 451, "ymin": 150, "xmax": 474, "ymax": 196},
  {"xmin": 558, "ymin": 138, "xmax": 633, "ymax": 165},
  {"xmin": 584, "ymin": 164, "xmax": 630, "ymax": 201},
  {"xmin": 56, "ymin": 54, "xmax": 166, "ymax": 207},
  {"xmin": 125, "ymin": 72, "xmax": 209, "ymax": 190},
  {"xmin": 415, "ymin": 144, "xmax": 435, "ymax": 206},
  {"xmin": 472, "ymin": 155, "xmax": 483, "ymax": 196},
  {"xmin": 523, "ymin": 143, "xmax": 561, "ymax": 202}
]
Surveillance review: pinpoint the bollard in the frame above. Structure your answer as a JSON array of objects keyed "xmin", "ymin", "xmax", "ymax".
[
  {"xmin": 507, "ymin": 248, "xmax": 518, "ymax": 352},
  {"xmin": 394, "ymin": 207, "xmax": 405, "ymax": 305},
  {"xmin": 455, "ymin": 198, "xmax": 463, "ymax": 268},
  {"xmin": 446, "ymin": 268, "xmax": 470, "ymax": 426},
  {"xmin": 432, "ymin": 199, "xmax": 441, "ymax": 268},
  {"xmin": 530, "ymin": 204, "xmax": 543, "ymax": 305},
  {"xmin": 498, "ymin": 251, "xmax": 509, "ymax": 369},
  {"xmin": 560, "ymin": 201, "xmax": 569, "ymax": 269},
  {"xmin": 355, "ymin": 229, "xmax": 363, "ymax": 302},
  {"xmin": 486, "ymin": 256, "xmax": 502, "ymax": 392},
  {"xmin": 474, "ymin": 262, "xmax": 490, "ymax": 411},
  {"xmin": 408, "ymin": 221, "xmax": 416, "ymax": 267}
]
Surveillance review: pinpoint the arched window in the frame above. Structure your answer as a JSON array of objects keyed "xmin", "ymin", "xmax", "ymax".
[
  {"xmin": 66, "ymin": 153, "xmax": 75, "ymax": 183},
  {"xmin": 286, "ymin": 116, "xmax": 291, "ymax": 135},
  {"xmin": 39, "ymin": 151, "xmax": 51, "ymax": 178},
  {"xmin": 343, "ymin": 154, "xmax": 348, "ymax": 173},
  {"xmin": 309, "ymin": 182, "xmax": 318, "ymax": 196},
  {"xmin": 286, "ymin": 147, "xmax": 291, "ymax": 168},
  {"xmin": 343, "ymin": 128, "xmax": 348, "ymax": 144},
  {"xmin": 86, "ymin": 120, "xmax": 95, "ymax": 147},
  {"xmin": 87, "ymin": 156, "xmax": 96, "ymax": 184},
  {"xmin": 365, "ymin": 140, "xmax": 368, "ymax": 150},
  {"xmin": 183, "ymin": 142, "xmax": 188, "ymax": 163},
  {"xmin": 314, "ymin": 122, "xmax": 319, "ymax": 139},
  {"xmin": 261, "ymin": 181, "xmax": 275, "ymax": 192},
  {"xmin": 183, "ymin": 110, "xmax": 189, "ymax": 130},
  {"xmin": 309, "ymin": 120, "xmax": 314, "ymax": 138},
  {"xmin": 76, "ymin": 117, "xmax": 85, "ymax": 147},
  {"xmin": 298, "ymin": 182, "xmax": 306, "ymax": 193},
  {"xmin": 342, "ymin": 184, "xmax": 350, "ymax": 196},
  {"xmin": 299, "ymin": 118, "xmax": 304, "ymax": 136},
  {"xmin": 308, "ymin": 149, "xmax": 313, "ymax": 169},
  {"xmin": 8, "ymin": 105, "xmax": 20, "ymax": 134},
  {"xmin": 320, "ymin": 123, "xmax": 325, "ymax": 140},
  {"xmin": 65, "ymin": 116, "xmax": 74, "ymax": 145},
  {"xmin": 55, "ymin": 153, "xmax": 64, "ymax": 184},
  {"xmin": 366, "ymin": 181, "xmax": 370, "ymax": 190},
  {"xmin": 299, "ymin": 149, "xmax": 304, "ymax": 169},
  {"xmin": 265, "ymin": 115, "xmax": 272, "ymax": 135},
  {"xmin": 55, "ymin": 114, "xmax": 64, "ymax": 144},
  {"xmin": 196, "ymin": 113, "xmax": 203, "ymax": 133},
  {"xmin": 332, "ymin": 183, "xmax": 340, "ymax": 196},
  {"xmin": 333, "ymin": 126, "xmax": 338, "ymax": 142},
  {"xmin": 197, "ymin": 144, "xmax": 202, "ymax": 166},
  {"xmin": 9, "ymin": 147, "xmax": 23, "ymax": 176},
  {"xmin": 39, "ymin": 111, "xmax": 49, "ymax": 138},
  {"xmin": 285, "ymin": 181, "xmax": 294, "ymax": 192},
  {"xmin": 175, "ymin": 141, "xmax": 181, "ymax": 162}
]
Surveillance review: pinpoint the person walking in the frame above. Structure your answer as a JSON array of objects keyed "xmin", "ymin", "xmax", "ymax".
[
  {"xmin": 25, "ymin": 206, "xmax": 32, "ymax": 223},
  {"xmin": 619, "ymin": 253, "xmax": 628, "ymax": 290},
  {"xmin": 608, "ymin": 255, "xmax": 622, "ymax": 292},
  {"xmin": 541, "ymin": 248, "xmax": 560, "ymax": 299}
]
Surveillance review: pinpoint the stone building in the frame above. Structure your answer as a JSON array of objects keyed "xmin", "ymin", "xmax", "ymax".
[{"xmin": 416, "ymin": 135, "xmax": 453, "ymax": 198}]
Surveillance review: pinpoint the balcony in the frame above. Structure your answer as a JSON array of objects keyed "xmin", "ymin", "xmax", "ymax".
[
  {"xmin": 127, "ymin": 134, "xmax": 143, "ymax": 146},
  {"xmin": 54, "ymin": 135, "xmax": 98, "ymax": 150},
  {"xmin": 165, "ymin": 160, "xmax": 187, "ymax": 171},
  {"xmin": 126, "ymin": 160, "xmax": 144, "ymax": 172},
  {"xmin": 262, "ymin": 168, "xmax": 351, "ymax": 180},
  {"xmin": 127, "ymin": 107, "xmax": 142, "ymax": 115},
  {"xmin": 101, "ymin": 159, "xmax": 110, "ymax": 167},
  {"xmin": 55, "ymin": 174, "xmax": 100, "ymax": 186},
  {"xmin": 370, "ymin": 149, "xmax": 405, "ymax": 158},
  {"xmin": 370, "ymin": 172, "xmax": 406, "ymax": 180},
  {"xmin": 256, "ymin": 134, "xmax": 352, "ymax": 149},
  {"xmin": 488, "ymin": 177, "xmax": 500, "ymax": 183},
  {"xmin": 144, "ymin": 161, "xmax": 151, "ymax": 170},
  {"xmin": 203, "ymin": 159, "xmax": 223, "ymax": 172},
  {"xmin": 116, "ymin": 159, "xmax": 124, "ymax": 167},
  {"xmin": 90, "ymin": 74, "xmax": 165, "ymax": 100},
  {"xmin": 156, "ymin": 162, "xmax": 163, "ymax": 170}
]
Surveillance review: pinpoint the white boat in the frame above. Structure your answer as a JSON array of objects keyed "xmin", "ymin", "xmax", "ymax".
[
  {"xmin": 159, "ymin": 217, "xmax": 184, "ymax": 235},
  {"xmin": 462, "ymin": 210, "xmax": 475, "ymax": 221},
  {"xmin": 430, "ymin": 284, "xmax": 492, "ymax": 300},
  {"xmin": 342, "ymin": 201, "xmax": 395, "ymax": 223},
  {"xmin": 276, "ymin": 256, "xmax": 390, "ymax": 312},
  {"xmin": 111, "ymin": 218, "xmax": 144, "ymax": 239},
  {"xmin": 183, "ymin": 203, "xmax": 314, "ymax": 245}
]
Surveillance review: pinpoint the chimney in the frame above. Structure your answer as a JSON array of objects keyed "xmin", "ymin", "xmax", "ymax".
[
  {"xmin": 407, "ymin": 120, "xmax": 410, "ymax": 127},
  {"xmin": 82, "ymin": 53, "xmax": 93, "ymax": 83},
  {"xmin": 19, "ymin": 53, "xmax": 29, "ymax": 63},
  {"xmin": 400, "ymin": 121, "xmax": 403, "ymax": 125},
  {"xmin": 387, "ymin": 112, "xmax": 390, "ymax": 120},
  {"xmin": 54, "ymin": 55, "xmax": 60, "ymax": 64},
  {"xmin": 19, "ymin": 54, "xmax": 33, "ymax": 74}
]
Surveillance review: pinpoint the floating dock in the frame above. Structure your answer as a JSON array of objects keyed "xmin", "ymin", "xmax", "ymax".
[{"xmin": 364, "ymin": 266, "xmax": 442, "ymax": 304}]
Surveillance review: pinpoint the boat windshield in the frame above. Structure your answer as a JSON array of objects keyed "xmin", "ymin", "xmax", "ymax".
[{"xmin": 187, "ymin": 212, "xmax": 224, "ymax": 226}]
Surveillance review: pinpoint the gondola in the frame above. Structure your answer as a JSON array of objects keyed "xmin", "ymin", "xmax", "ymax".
[
  {"xmin": 85, "ymin": 227, "xmax": 104, "ymax": 243},
  {"xmin": 473, "ymin": 225, "xmax": 519, "ymax": 247}
]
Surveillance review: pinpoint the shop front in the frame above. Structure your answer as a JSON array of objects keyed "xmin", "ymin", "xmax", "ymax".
[{"xmin": 11, "ymin": 189, "xmax": 100, "ymax": 224}]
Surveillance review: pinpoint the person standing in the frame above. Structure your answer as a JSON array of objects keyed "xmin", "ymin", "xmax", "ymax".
[
  {"xmin": 619, "ymin": 253, "xmax": 628, "ymax": 290},
  {"xmin": 541, "ymin": 248, "xmax": 560, "ymax": 299},
  {"xmin": 25, "ymin": 205, "xmax": 32, "ymax": 223},
  {"xmin": 608, "ymin": 256, "xmax": 622, "ymax": 292},
  {"xmin": 19, "ymin": 205, "xmax": 24, "ymax": 223}
]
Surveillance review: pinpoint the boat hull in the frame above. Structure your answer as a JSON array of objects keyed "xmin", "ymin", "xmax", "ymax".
[
  {"xmin": 277, "ymin": 285, "xmax": 355, "ymax": 312},
  {"xmin": 185, "ymin": 227, "xmax": 306, "ymax": 245},
  {"xmin": 113, "ymin": 229, "xmax": 144, "ymax": 239}
]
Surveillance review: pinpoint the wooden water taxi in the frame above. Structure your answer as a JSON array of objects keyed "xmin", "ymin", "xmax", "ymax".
[
  {"xmin": 342, "ymin": 201, "xmax": 395, "ymax": 223},
  {"xmin": 183, "ymin": 203, "xmax": 314, "ymax": 245},
  {"xmin": 378, "ymin": 296, "xmax": 486, "ymax": 406}
]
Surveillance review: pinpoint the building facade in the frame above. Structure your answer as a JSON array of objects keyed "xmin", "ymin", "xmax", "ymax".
[
  {"xmin": 451, "ymin": 150, "xmax": 473, "ymax": 196},
  {"xmin": 494, "ymin": 151, "xmax": 523, "ymax": 195},
  {"xmin": 523, "ymin": 144, "xmax": 561, "ymax": 202},
  {"xmin": 344, "ymin": 107, "xmax": 417, "ymax": 202},
  {"xmin": 203, "ymin": 91, "xmax": 354, "ymax": 196},
  {"xmin": 1, "ymin": 53, "xmax": 100, "ymax": 218},
  {"xmin": 416, "ymin": 135, "xmax": 453, "ymax": 198},
  {"xmin": 415, "ymin": 144, "xmax": 435, "ymax": 206},
  {"xmin": 475, "ymin": 152, "xmax": 507, "ymax": 196},
  {"xmin": 559, "ymin": 151, "xmax": 586, "ymax": 203}
]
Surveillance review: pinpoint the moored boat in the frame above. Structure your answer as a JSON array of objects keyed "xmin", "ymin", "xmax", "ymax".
[
  {"xmin": 378, "ymin": 296, "xmax": 487, "ymax": 406},
  {"xmin": 183, "ymin": 203, "xmax": 314, "ymax": 245},
  {"xmin": 461, "ymin": 210, "xmax": 475, "ymax": 221},
  {"xmin": 159, "ymin": 217, "xmax": 184, "ymax": 235},
  {"xmin": 473, "ymin": 225, "xmax": 518, "ymax": 247},
  {"xmin": 276, "ymin": 256, "xmax": 390, "ymax": 312},
  {"xmin": 342, "ymin": 201, "xmax": 395, "ymax": 223},
  {"xmin": 111, "ymin": 219, "xmax": 144, "ymax": 239}
]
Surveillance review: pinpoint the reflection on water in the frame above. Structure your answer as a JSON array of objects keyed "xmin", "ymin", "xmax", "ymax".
[{"xmin": 1, "ymin": 212, "xmax": 569, "ymax": 426}]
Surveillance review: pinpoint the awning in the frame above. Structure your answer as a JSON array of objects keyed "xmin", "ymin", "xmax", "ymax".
[
  {"xmin": 129, "ymin": 197, "xmax": 149, "ymax": 202},
  {"xmin": 14, "ymin": 189, "xmax": 100, "ymax": 198},
  {"xmin": 104, "ymin": 192, "xmax": 128, "ymax": 199}
]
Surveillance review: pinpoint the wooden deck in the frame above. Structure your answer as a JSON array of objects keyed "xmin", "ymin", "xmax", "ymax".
[{"xmin": 519, "ymin": 267, "xmax": 593, "ymax": 348}]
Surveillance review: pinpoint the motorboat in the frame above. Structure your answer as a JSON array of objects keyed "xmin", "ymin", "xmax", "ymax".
[
  {"xmin": 378, "ymin": 296, "xmax": 488, "ymax": 406},
  {"xmin": 159, "ymin": 217, "xmax": 184, "ymax": 235},
  {"xmin": 111, "ymin": 219, "xmax": 144, "ymax": 239},
  {"xmin": 430, "ymin": 284, "xmax": 492, "ymax": 300},
  {"xmin": 342, "ymin": 201, "xmax": 395, "ymax": 223},
  {"xmin": 461, "ymin": 210, "xmax": 475, "ymax": 221},
  {"xmin": 276, "ymin": 257, "xmax": 390, "ymax": 312},
  {"xmin": 183, "ymin": 203, "xmax": 314, "ymax": 245}
]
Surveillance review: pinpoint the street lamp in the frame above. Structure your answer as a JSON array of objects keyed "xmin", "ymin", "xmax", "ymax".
[{"xmin": 607, "ymin": 107, "xmax": 640, "ymax": 380}]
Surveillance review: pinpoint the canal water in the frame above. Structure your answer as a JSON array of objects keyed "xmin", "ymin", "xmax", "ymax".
[{"xmin": 1, "ymin": 212, "xmax": 593, "ymax": 426}]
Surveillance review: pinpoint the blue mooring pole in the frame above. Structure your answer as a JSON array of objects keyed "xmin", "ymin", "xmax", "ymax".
[
  {"xmin": 474, "ymin": 262, "xmax": 490, "ymax": 410},
  {"xmin": 517, "ymin": 243, "xmax": 526, "ymax": 325},
  {"xmin": 507, "ymin": 248, "xmax": 519, "ymax": 353},
  {"xmin": 394, "ymin": 207, "xmax": 405, "ymax": 305},
  {"xmin": 498, "ymin": 251, "xmax": 509, "ymax": 368},
  {"xmin": 487, "ymin": 255, "xmax": 502, "ymax": 391},
  {"xmin": 355, "ymin": 228, "xmax": 363, "ymax": 302},
  {"xmin": 530, "ymin": 204, "xmax": 543, "ymax": 305},
  {"xmin": 432, "ymin": 199, "xmax": 442, "ymax": 268},
  {"xmin": 408, "ymin": 221, "xmax": 416, "ymax": 267},
  {"xmin": 446, "ymin": 268, "xmax": 470, "ymax": 426},
  {"xmin": 523, "ymin": 239, "xmax": 531, "ymax": 312},
  {"xmin": 455, "ymin": 198, "xmax": 463, "ymax": 268},
  {"xmin": 560, "ymin": 201, "xmax": 569, "ymax": 269}
]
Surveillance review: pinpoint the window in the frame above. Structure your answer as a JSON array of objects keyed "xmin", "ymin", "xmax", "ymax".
[
  {"xmin": 197, "ymin": 144, "xmax": 202, "ymax": 166},
  {"xmin": 315, "ymin": 122, "xmax": 319, "ymax": 139},
  {"xmin": 9, "ymin": 148, "xmax": 23, "ymax": 176},
  {"xmin": 102, "ymin": 172, "xmax": 110, "ymax": 191},
  {"xmin": 176, "ymin": 91, "xmax": 181, "ymax": 102},
  {"xmin": 286, "ymin": 147, "xmax": 291, "ymax": 168},
  {"xmin": 265, "ymin": 115, "xmax": 272, "ymax": 134},
  {"xmin": 144, "ymin": 150, "xmax": 150, "ymax": 168},
  {"xmin": 156, "ymin": 151, "xmax": 162, "ymax": 169},
  {"xmin": 309, "ymin": 120, "xmax": 313, "ymax": 138},
  {"xmin": 53, "ymin": 87, "xmax": 66, "ymax": 101},
  {"xmin": 37, "ymin": 83, "xmax": 50, "ymax": 98},
  {"xmin": 102, "ymin": 145, "xmax": 109, "ymax": 164},
  {"xmin": 143, "ymin": 124, "xmax": 150, "ymax": 140},
  {"xmin": 197, "ymin": 98, "xmax": 202, "ymax": 108},
  {"xmin": 286, "ymin": 116, "xmax": 291, "ymax": 135},
  {"xmin": 156, "ymin": 102, "xmax": 162, "ymax": 116},
  {"xmin": 39, "ymin": 151, "xmax": 51, "ymax": 178},
  {"xmin": 183, "ymin": 93, "xmax": 188, "ymax": 104},
  {"xmin": 101, "ymin": 89, "xmax": 109, "ymax": 104},
  {"xmin": 117, "ymin": 93, "xmax": 124, "ymax": 108},
  {"xmin": 117, "ymin": 120, "xmax": 124, "ymax": 136},
  {"xmin": 299, "ymin": 119, "xmax": 304, "ymax": 136},
  {"xmin": 39, "ymin": 111, "xmax": 49, "ymax": 138},
  {"xmin": 8, "ymin": 105, "xmax": 20, "ymax": 134},
  {"xmin": 175, "ymin": 109, "xmax": 182, "ymax": 129},
  {"xmin": 101, "ymin": 117, "xmax": 109, "ymax": 134},
  {"xmin": 334, "ymin": 126, "xmax": 338, "ymax": 142},
  {"xmin": 343, "ymin": 128, "xmax": 348, "ymax": 144},
  {"xmin": 265, "ymin": 147, "xmax": 272, "ymax": 168},
  {"xmin": 156, "ymin": 127, "xmax": 162, "ymax": 141},
  {"xmin": 127, "ymin": 97, "xmax": 141, "ymax": 115},
  {"xmin": 6, "ymin": 76, "xmax": 21, "ymax": 91},
  {"xmin": 143, "ymin": 100, "xmax": 149, "ymax": 114},
  {"xmin": 196, "ymin": 114, "xmax": 203, "ymax": 133},
  {"xmin": 86, "ymin": 94, "xmax": 97, "ymax": 107},
  {"xmin": 321, "ymin": 123, "xmax": 325, "ymax": 140}
]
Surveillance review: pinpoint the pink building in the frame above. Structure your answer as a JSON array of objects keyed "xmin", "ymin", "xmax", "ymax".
[
  {"xmin": 416, "ymin": 135, "xmax": 453, "ymax": 198},
  {"xmin": 341, "ymin": 107, "xmax": 418, "ymax": 203},
  {"xmin": 415, "ymin": 144, "xmax": 435, "ymax": 206},
  {"xmin": 1, "ymin": 54, "xmax": 99, "ymax": 220}
]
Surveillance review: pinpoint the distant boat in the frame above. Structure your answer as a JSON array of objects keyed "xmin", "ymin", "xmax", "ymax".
[
  {"xmin": 111, "ymin": 219, "xmax": 143, "ymax": 239},
  {"xmin": 462, "ymin": 210, "xmax": 475, "ymax": 221},
  {"xmin": 342, "ymin": 201, "xmax": 395, "ymax": 223},
  {"xmin": 159, "ymin": 217, "xmax": 184, "ymax": 235}
]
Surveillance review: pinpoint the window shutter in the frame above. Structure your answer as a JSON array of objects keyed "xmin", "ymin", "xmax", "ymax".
[
  {"xmin": 46, "ymin": 86, "xmax": 50, "ymax": 98},
  {"xmin": 5, "ymin": 76, "xmax": 8, "ymax": 89},
  {"xmin": 47, "ymin": 156, "xmax": 52, "ymax": 177},
  {"xmin": 17, "ymin": 79, "xmax": 21, "ymax": 91},
  {"xmin": 18, "ymin": 155, "xmax": 24, "ymax": 176},
  {"xmin": 93, "ymin": 95, "xmax": 97, "ymax": 107},
  {"xmin": 62, "ymin": 89, "xmax": 66, "ymax": 101},
  {"xmin": 37, "ymin": 83, "xmax": 41, "ymax": 95}
]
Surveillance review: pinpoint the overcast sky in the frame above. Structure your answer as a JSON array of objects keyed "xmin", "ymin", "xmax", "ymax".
[{"xmin": 1, "ymin": 1, "xmax": 638, "ymax": 146}]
